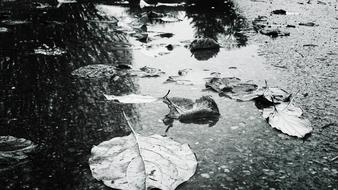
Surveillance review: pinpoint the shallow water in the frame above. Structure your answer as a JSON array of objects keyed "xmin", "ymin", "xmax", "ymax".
[{"xmin": 1, "ymin": 1, "xmax": 336, "ymax": 190}]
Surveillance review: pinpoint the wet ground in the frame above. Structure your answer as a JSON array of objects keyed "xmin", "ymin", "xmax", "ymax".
[{"xmin": 0, "ymin": 0, "xmax": 337, "ymax": 189}]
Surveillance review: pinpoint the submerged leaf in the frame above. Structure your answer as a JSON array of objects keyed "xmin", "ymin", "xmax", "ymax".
[
  {"xmin": 264, "ymin": 103, "xmax": 312, "ymax": 138},
  {"xmin": 89, "ymin": 118, "xmax": 197, "ymax": 190},
  {"xmin": 205, "ymin": 77, "xmax": 259, "ymax": 101},
  {"xmin": 0, "ymin": 136, "xmax": 36, "ymax": 166},
  {"xmin": 104, "ymin": 94, "xmax": 160, "ymax": 104},
  {"xmin": 205, "ymin": 77, "xmax": 241, "ymax": 93}
]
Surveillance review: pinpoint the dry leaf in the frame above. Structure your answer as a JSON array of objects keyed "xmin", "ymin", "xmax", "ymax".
[
  {"xmin": 104, "ymin": 94, "xmax": 160, "ymax": 104},
  {"xmin": 89, "ymin": 113, "xmax": 197, "ymax": 190},
  {"xmin": 264, "ymin": 103, "xmax": 312, "ymax": 138},
  {"xmin": 164, "ymin": 96, "xmax": 220, "ymax": 122},
  {"xmin": 0, "ymin": 136, "xmax": 36, "ymax": 165},
  {"xmin": 205, "ymin": 77, "xmax": 259, "ymax": 101}
]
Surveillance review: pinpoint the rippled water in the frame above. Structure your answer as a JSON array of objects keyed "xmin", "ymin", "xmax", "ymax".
[{"xmin": 1, "ymin": 0, "xmax": 336, "ymax": 190}]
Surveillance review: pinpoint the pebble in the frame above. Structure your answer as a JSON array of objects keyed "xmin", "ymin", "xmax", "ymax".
[
  {"xmin": 231, "ymin": 126, "xmax": 239, "ymax": 130},
  {"xmin": 201, "ymin": 173, "xmax": 210, "ymax": 178}
]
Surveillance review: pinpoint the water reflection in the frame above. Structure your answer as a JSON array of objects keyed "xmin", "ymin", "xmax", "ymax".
[
  {"xmin": 186, "ymin": 0, "xmax": 248, "ymax": 48},
  {"xmin": 1, "ymin": 0, "xmax": 249, "ymax": 189},
  {"xmin": 0, "ymin": 2, "xmax": 138, "ymax": 189}
]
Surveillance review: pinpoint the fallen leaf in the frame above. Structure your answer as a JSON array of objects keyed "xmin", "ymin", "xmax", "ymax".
[
  {"xmin": 34, "ymin": 44, "xmax": 66, "ymax": 56},
  {"xmin": 0, "ymin": 136, "xmax": 36, "ymax": 166},
  {"xmin": 89, "ymin": 113, "xmax": 197, "ymax": 190},
  {"xmin": 205, "ymin": 77, "xmax": 241, "ymax": 93},
  {"xmin": 163, "ymin": 96, "xmax": 220, "ymax": 122},
  {"xmin": 264, "ymin": 103, "xmax": 312, "ymax": 138},
  {"xmin": 205, "ymin": 77, "xmax": 259, "ymax": 101},
  {"xmin": 262, "ymin": 102, "xmax": 303, "ymax": 119},
  {"xmin": 178, "ymin": 68, "xmax": 192, "ymax": 76},
  {"xmin": 72, "ymin": 64, "xmax": 116, "ymax": 79},
  {"xmin": 104, "ymin": 94, "xmax": 160, "ymax": 104},
  {"xmin": 164, "ymin": 76, "xmax": 194, "ymax": 86},
  {"xmin": 130, "ymin": 66, "xmax": 165, "ymax": 77},
  {"xmin": 262, "ymin": 86, "xmax": 291, "ymax": 103}
]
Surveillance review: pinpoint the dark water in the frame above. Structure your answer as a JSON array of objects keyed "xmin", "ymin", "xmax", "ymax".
[{"xmin": 1, "ymin": 0, "xmax": 337, "ymax": 190}]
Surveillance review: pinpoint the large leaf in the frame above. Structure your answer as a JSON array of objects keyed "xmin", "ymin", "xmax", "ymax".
[
  {"xmin": 0, "ymin": 136, "xmax": 36, "ymax": 166},
  {"xmin": 263, "ymin": 103, "xmax": 312, "ymax": 138},
  {"xmin": 89, "ymin": 113, "xmax": 197, "ymax": 190},
  {"xmin": 104, "ymin": 94, "xmax": 160, "ymax": 104}
]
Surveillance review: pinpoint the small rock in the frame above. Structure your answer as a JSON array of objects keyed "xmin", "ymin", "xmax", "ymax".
[
  {"xmin": 260, "ymin": 28, "xmax": 290, "ymax": 37},
  {"xmin": 0, "ymin": 27, "xmax": 9, "ymax": 33},
  {"xmin": 271, "ymin": 9, "xmax": 287, "ymax": 15},
  {"xmin": 286, "ymin": 24, "xmax": 296, "ymax": 28},
  {"xmin": 231, "ymin": 126, "xmax": 239, "ymax": 130},
  {"xmin": 201, "ymin": 173, "xmax": 210, "ymax": 178},
  {"xmin": 189, "ymin": 38, "xmax": 220, "ymax": 51},
  {"xmin": 299, "ymin": 22, "xmax": 317, "ymax": 27},
  {"xmin": 166, "ymin": 44, "xmax": 173, "ymax": 51},
  {"xmin": 158, "ymin": 32, "xmax": 174, "ymax": 38}
]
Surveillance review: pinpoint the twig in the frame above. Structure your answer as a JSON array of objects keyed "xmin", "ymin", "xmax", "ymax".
[
  {"xmin": 295, "ymin": 49, "xmax": 304, "ymax": 58},
  {"xmin": 162, "ymin": 90, "xmax": 171, "ymax": 99},
  {"xmin": 330, "ymin": 156, "xmax": 338, "ymax": 162}
]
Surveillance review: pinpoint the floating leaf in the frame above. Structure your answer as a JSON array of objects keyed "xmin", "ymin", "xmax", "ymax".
[
  {"xmin": 205, "ymin": 77, "xmax": 241, "ymax": 93},
  {"xmin": 0, "ymin": 27, "xmax": 9, "ymax": 33},
  {"xmin": 139, "ymin": 66, "xmax": 165, "ymax": 77},
  {"xmin": 163, "ymin": 96, "xmax": 220, "ymax": 122},
  {"xmin": 104, "ymin": 94, "xmax": 160, "ymax": 104},
  {"xmin": 164, "ymin": 76, "xmax": 194, "ymax": 86},
  {"xmin": 72, "ymin": 64, "xmax": 116, "ymax": 79},
  {"xmin": 262, "ymin": 86, "xmax": 291, "ymax": 103},
  {"xmin": 205, "ymin": 77, "xmax": 259, "ymax": 101},
  {"xmin": 224, "ymin": 83, "xmax": 260, "ymax": 101},
  {"xmin": 0, "ymin": 136, "xmax": 36, "ymax": 166},
  {"xmin": 89, "ymin": 113, "xmax": 197, "ymax": 190},
  {"xmin": 178, "ymin": 68, "xmax": 192, "ymax": 76},
  {"xmin": 34, "ymin": 44, "xmax": 66, "ymax": 56},
  {"xmin": 264, "ymin": 103, "xmax": 312, "ymax": 138}
]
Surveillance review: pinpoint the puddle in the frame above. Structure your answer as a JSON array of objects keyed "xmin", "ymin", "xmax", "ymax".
[{"xmin": 0, "ymin": 1, "xmax": 297, "ymax": 190}]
